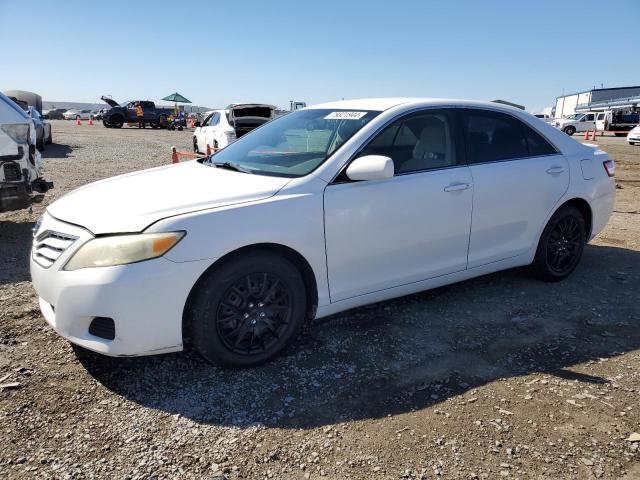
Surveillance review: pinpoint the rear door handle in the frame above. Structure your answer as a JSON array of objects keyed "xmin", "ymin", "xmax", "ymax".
[
  {"xmin": 444, "ymin": 182, "xmax": 470, "ymax": 192},
  {"xmin": 546, "ymin": 166, "xmax": 565, "ymax": 175}
]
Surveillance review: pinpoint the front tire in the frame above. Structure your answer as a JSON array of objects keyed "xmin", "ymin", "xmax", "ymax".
[
  {"xmin": 531, "ymin": 206, "xmax": 586, "ymax": 282},
  {"xmin": 189, "ymin": 251, "xmax": 307, "ymax": 367},
  {"xmin": 110, "ymin": 115, "xmax": 123, "ymax": 128},
  {"xmin": 563, "ymin": 126, "xmax": 576, "ymax": 136}
]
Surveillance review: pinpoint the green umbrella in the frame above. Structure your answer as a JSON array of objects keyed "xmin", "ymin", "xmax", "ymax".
[{"xmin": 161, "ymin": 92, "xmax": 192, "ymax": 115}]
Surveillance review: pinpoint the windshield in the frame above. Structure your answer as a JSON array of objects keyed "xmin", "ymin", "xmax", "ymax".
[
  {"xmin": 566, "ymin": 114, "xmax": 584, "ymax": 120},
  {"xmin": 207, "ymin": 109, "xmax": 380, "ymax": 177}
]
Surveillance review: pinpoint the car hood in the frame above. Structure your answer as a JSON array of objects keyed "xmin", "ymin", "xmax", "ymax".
[
  {"xmin": 101, "ymin": 96, "xmax": 120, "ymax": 108},
  {"xmin": 47, "ymin": 161, "xmax": 291, "ymax": 234}
]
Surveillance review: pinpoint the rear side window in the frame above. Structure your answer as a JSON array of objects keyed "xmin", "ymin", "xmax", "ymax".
[
  {"xmin": 461, "ymin": 109, "xmax": 556, "ymax": 163},
  {"xmin": 462, "ymin": 110, "xmax": 528, "ymax": 163},
  {"xmin": 522, "ymin": 124, "xmax": 557, "ymax": 156}
]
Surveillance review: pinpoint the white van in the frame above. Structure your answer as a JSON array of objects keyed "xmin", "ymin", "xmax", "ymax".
[{"xmin": 0, "ymin": 92, "xmax": 52, "ymax": 212}]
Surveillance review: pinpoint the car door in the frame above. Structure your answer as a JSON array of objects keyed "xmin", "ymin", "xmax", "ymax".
[
  {"xmin": 141, "ymin": 102, "xmax": 155, "ymax": 122},
  {"xmin": 324, "ymin": 109, "xmax": 473, "ymax": 302},
  {"xmin": 595, "ymin": 112, "xmax": 606, "ymax": 131},
  {"xmin": 205, "ymin": 112, "xmax": 221, "ymax": 148},
  {"xmin": 459, "ymin": 108, "xmax": 569, "ymax": 268},
  {"xmin": 195, "ymin": 113, "xmax": 212, "ymax": 149}
]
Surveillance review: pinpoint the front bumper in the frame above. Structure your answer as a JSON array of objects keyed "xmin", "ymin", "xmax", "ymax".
[{"xmin": 30, "ymin": 213, "xmax": 212, "ymax": 356}]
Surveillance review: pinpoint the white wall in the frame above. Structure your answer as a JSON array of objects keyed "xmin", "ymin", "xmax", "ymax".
[{"xmin": 554, "ymin": 91, "xmax": 592, "ymax": 118}]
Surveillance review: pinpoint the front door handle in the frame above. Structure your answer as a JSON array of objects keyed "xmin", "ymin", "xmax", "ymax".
[
  {"xmin": 444, "ymin": 182, "xmax": 470, "ymax": 192},
  {"xmin": 546, "ymin": 166, "xmax": 565, "ymax": 175}
]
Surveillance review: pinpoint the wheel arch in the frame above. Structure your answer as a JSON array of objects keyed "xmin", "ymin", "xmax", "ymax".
[
  {"xmin": 555, "ymin": 197, "xmax": 593, "ymax": 239},
  {"xmin": 181, "ymin": 242, "xmax": 319, "ymax": 348}
]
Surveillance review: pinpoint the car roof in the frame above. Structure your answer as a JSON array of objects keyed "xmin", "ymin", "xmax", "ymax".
[{"xmin": 306, "ymin": 97, "xmax": 528, "ymax": 113}]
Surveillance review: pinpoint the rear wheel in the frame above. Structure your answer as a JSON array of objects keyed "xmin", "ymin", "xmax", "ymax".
[
  {"xmin": 193, "ymin": 137, "xmax": 199, "ymax": 153},
  {"xmin": 531, "ymin": 206, "xmax": 586, "ymax": 282},
  {"xmin": 563, "ymin": 126, "xmax": 576, "ymax": 136},
  {"xmin": 189, "ymin": 251, "xmax": 307, "ymax": 367}
]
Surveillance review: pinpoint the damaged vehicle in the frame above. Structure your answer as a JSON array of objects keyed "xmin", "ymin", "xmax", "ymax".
[
  {"xmin": 100, "ymin": 97, "xmax": 172, "ymax": 128},
  {"xmin": 193, "ymin": 103, "xmax": 275, "ymax": 153},
  {"xmin": 0, "ymin": 92, "xmax": 53, "ymax": 213}
]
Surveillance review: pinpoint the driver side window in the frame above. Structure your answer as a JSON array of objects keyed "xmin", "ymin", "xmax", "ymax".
[{"xmin": 358, "ymin": 110, "xmax": 457, "ymax": 174}]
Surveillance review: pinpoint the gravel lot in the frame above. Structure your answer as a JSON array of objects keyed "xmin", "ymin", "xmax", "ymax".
[{"xmin": 1, "ymin": 120, "xmax": 639, "ymax": 479}]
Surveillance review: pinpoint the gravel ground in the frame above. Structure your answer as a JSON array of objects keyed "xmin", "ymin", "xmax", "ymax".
[{"xmin": 0, "ymin": 121, "xmax": 639, "ymax": 479}]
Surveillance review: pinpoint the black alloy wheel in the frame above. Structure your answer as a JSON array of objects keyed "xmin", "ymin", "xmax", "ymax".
[
  {"xmin": 545, "ymin": 215, "xmax": 583, "ymax": 275},
  {"xmin": 531, "ymin": 206, "xmax": 586, "ymax": 281},
  {"xmin": 189, "ymin": 251, "xmax": 307, "ymax": 367},
  {"xmin": 216, "ymin": 273, "xmax": 292, "ymax": 356}
]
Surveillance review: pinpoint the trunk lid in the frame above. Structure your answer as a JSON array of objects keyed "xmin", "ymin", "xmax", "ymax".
[{"xmin": 228, "ymin": 104, "xmax": 275, "ymax": 138}]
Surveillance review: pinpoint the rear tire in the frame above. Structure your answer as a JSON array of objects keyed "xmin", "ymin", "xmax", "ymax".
[
  {"xmin": 531, "ymin": 206, "xmax": 586, "ymax": 282},
  {"xmin": 563, "ymin": 126, "xmax": 576, "ymax": 136},
  {"xmin": 189, "ymin": 251, "xmax": 307, "ymax": 368},
  {"xmin": 193, "ymin": 137, "xmax": 199, "ymax": 153}
]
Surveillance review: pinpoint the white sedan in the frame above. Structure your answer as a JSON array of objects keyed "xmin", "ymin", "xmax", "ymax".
[
  {"xmin": 193, "ymin": 103, "xmax": 275, "ymax": 153},
  {"xmin": 627, "ymin": 125, "xmax": 640, "ymax": 145},
  {"xmin": 30, "ymin": 98, "xmax": 615, "ymax": 367},
  {"xmin": 63, "ymin": 109, "xmax": 93, "ymax": 120}
]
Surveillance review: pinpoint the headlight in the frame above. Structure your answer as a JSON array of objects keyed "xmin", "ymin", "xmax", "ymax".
[
  {"xmin": 1, "ymin": 124, "xmax": 29, "ymax": 143},
  {"xmin": 64, "ymin": 232, "xmax": 184, "ymax": 271}
]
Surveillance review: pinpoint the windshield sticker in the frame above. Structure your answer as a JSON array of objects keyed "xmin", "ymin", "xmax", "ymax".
[{"xmin": 324, "ymin": 111, "xmax": 367, "ymax": 120}]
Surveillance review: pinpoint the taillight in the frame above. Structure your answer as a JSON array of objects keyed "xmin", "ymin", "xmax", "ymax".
[{"xmin": 603, "ymin": 159, "xmax": 615, "ymax": 177}]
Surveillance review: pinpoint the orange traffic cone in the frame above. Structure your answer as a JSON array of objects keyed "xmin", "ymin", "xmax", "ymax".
[
  {"xmin": 591, "ymin": 130, "xmax": 597, "ymax": 140},
  {"xmin": 88, "ymin": 118, "xmax": 93, "ymax": 126},
  {"xmin": 583, "ymin": 130, "xmax": 589, "ymax": 140},
  {"xmin": 171, "ymin": 147, "xmax": 179, "ymax": 164},
  {"xmin": 76, "ymin": 118, "xmax": 81, "ymax": 126},
  {"xmin": 206, "ymin": 144, "xmax": 211, "ymax": 156}
]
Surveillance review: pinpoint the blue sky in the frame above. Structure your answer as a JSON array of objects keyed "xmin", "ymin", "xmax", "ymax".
[{"xmin": 1, "ymin": 0, "xmax": 638, "ymax": 112}]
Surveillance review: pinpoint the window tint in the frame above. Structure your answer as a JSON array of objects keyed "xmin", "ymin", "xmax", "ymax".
[
  {"xmin": 522, "ymin": 124, "xmax": 557, "ymax": 156},
  {"xmin": 359, "ymin": 111, "xmax": 457, "ymax": 174},
  {"xmin": 462, "ymin": 110, "xmax": 529, "ymax": 163}
]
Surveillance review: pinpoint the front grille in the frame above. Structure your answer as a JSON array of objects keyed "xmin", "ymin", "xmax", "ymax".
[
  {"xmin": 3, "ymin": 162, "xmax": 21, "ymax": 181},
  {"xmin": 33, "ymin": 231, "xmax": 78, "ymax": 268},
  {"xmin": 89, "ymin": 317, "xmax": 115, "ymax": 340}
]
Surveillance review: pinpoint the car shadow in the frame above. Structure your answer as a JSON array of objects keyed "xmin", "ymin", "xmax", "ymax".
[
  {"xmin": 76, "ymin": 244, "xmax": 640, "ymax": 429},
  {"xmin": 0, "ymin": 220, "xmax": 35, "ymax": 285},
  {"xmin": 42, "ymin": 143, "xmax": 73, "ymax": 159}
]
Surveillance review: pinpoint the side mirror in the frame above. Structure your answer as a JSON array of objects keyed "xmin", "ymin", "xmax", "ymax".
[
  {"xmin": 194, "ymin": 121, "xmax": 201, "ymax": 128},
  {"xmin": 346, "ymin": 155, "xmax": 394, "ymax": 181}
]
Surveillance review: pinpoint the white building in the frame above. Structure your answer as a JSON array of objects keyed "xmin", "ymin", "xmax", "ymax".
[{"xmin": 554, "ymin": 86, "xmax": 640, "ymax": 118}]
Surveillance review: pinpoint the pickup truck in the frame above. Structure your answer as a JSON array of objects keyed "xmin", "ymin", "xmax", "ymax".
[
  {"xmin": 553, "ymin": 112, "xmax": 598, "ymax": 135},
  {"xmin": 100, "ymin": 97, "xmax": 172, "ymax": 129}
]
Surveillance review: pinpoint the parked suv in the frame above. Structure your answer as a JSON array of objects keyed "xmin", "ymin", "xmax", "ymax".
[
  {"xmin": 0, "ymin": 93, "xmax": 53, "ymax": 212},
  {"xmin": 101, "ymin": 97, "xmax": 172, "ymax": 128},
  {"xmin": 30, "ymin": 98, "xmax": 614, "ymax": 368}
]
